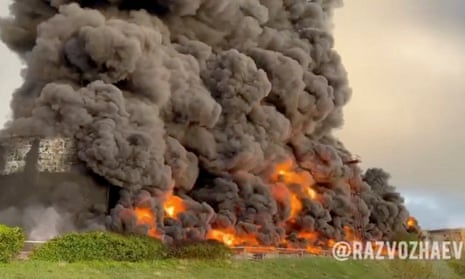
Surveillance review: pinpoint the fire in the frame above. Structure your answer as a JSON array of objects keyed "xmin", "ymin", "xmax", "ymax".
[
  {"xmin": 273, "ymin": 160, "xmax": 315, "ymax": 190},
  {"xmin": 207, "ymin": 228, "xmax": 260, "ymax": 247},
  {"xmin": 306, "ymin": 187, "xmax": 317, "ymax": 200},
  {"xmin": 163, "ymin": 194, "xmax": 186, "ymax": 218},
  {"xmin": 290, "ymin": 194, "xmax": 303, "ymax": 219},
  {"xmin": 272, "ymin": 159, "xmax": 318, "ymax": 220},
  {"xmin": 132, "ymin": 194, "xmax": 186, "ymax": 239},
  {"xmin": 132, "ymin": 160, "xmax": 399, "ymax": 257},
  {"xmin": 344, "ymin": 225, "xmax": 359, "ymax": 242},
  {"xmin": 134, "ymin": 207, "xmax": 160, "ymax": 238},
  {"xmin": 207, "ymin": 229, "xmax": 236, "ymax": 246},
  {"xmin": 298, "ymin": 231, "xmax": 318, "ymax": 242},
  {"xmin": 407, "ymin": 216, "xmax": 417, "ymax": 230},
  {"xmin": 306, "ymin": 246, "xmax": 323, "ymax": 255}
]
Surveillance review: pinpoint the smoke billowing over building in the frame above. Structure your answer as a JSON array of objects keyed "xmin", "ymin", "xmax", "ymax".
[
  {"xmin": 0, "ymin": 136, "xmax": 111, "ymax": 240},
  {"xmin": 0, "ymin": 0, "xmax": 418, "ymax": 248}
]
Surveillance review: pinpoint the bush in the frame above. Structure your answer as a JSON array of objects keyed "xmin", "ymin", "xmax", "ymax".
[
  {"xmin": 165, "ymin": 240, "xmax": 232, "ymax": 260},
  {"xmin": 31, "ymin": 231, "xmax": 164, "ymax": 262},
  {"xmin": 0, "ymin": 224, "xmax": 25, "ymax": 263}
]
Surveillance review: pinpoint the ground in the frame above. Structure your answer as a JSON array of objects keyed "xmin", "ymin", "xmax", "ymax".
[{"xmin": 0, "ymin": 258, "xmax": 462, "ymax": 279}]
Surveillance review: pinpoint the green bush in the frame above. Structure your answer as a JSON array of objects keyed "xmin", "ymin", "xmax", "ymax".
[
  {"xmin": 165, "ymin": 240, "xmax": 232, "ymax": 260},
  {"xmin": 0, "ymin": 224, "xmax": 25, "ymax": 263},
  {"xmin": 31, "ymin": 231, "xmax": 164, "ymax": 262}
]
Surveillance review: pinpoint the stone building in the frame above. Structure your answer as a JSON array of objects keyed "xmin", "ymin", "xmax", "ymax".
[
  {"xmin": 426, "ymin": 228, "xmax": 465, "ymax": 242},
  {"xmin": 0, "ymin": 136, "xmax": 115, "ymax": 238}
]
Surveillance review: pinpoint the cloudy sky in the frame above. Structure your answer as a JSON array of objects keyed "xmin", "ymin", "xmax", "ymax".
[
  {"xmin": 334, "ymin": 0, "xmax": 465, "ymax": 229},
  {"xmin": 0, "ymin": 1, "xmax": 463, "ymax": 229}
]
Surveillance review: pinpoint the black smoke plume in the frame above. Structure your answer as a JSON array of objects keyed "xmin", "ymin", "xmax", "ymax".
[{"xmin": 0, "ymin": 0, "xmax": 417, "ymax": 245}]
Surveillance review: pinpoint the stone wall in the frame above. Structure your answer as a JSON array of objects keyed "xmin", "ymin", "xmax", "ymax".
[
  {"xmin": 426, "ymin": 228, "xmax": 465, "ymax": 242},
  {"xmin": 0, "ymin": 136, "xmax": 77, "ymax": 175}
]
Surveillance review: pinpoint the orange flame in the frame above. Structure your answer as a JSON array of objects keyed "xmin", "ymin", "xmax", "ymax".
[
  {"xmin": 407, "ymin": 216, "xmax": 417, "ymax": 230},
  {"xmin": 295, "ymin": 231, "xmax": 334, "ymax": 254},
  {"xmin": 290, "ymin": 194, "xmax": 303, "ymax": 219},
  {"xmin": 207, "ymin": 229, "xmax": 236, "ymax": 246},
  {"xmin": 271, "ymin": 159, "xmax": 319, "ymax": 221},
  {"xmin": 344, "ymin": 225, "xmax": 359, "ymax": 242},
  {"xmin": 306, "ymin": 246, "xmax": 323, "ymax": 254},
  {"xmin": 129, "ymin": 160, "xmax": 400, "ymax": 257},
  {"xmin": 298, "ymin": 231, "xmax": 318, "ymax": 242},
  {"xmin": 134, "ymin": 207, "xmax": 160, "ymax": 238},
  {"xmin": 207, "ymin": 226, "xmax": 371, "ymax": 256},
  {"xmin": 164, "ymin": 195, "xmax": 186, "ymax": 219},
  {"xmin": 306, "ymin": 187, "xmax": 317, "ymax": 200},
  {"xmin": 273, "ymin": 160, "xmax": 315, "ymax": 188},
  {"xmin": 273, "ymin": 159, "xmax": 318, "ymax": 199},
  {"xmin": 207, "ymin": 228, "xmax": 261, "ymax": 247}
]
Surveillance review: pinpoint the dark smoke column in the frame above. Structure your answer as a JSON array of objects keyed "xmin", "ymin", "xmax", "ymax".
[{"xmin": 0, "ymin": 0, "xmax": 417, "ymax": 245}]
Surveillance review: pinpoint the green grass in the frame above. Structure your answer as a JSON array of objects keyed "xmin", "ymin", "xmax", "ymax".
[{"xmin": 0, "ymin": 258, "xmax": 462, "ymax": 279}]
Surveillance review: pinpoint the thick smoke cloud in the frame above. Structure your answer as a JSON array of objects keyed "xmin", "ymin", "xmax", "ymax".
[{"xmin": 0, "ymin": 0, "xmax": 414, "ymax": 244}]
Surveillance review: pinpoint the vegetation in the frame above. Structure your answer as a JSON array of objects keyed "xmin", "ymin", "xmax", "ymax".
[
  {"xmin": 448, "ymin": 259, "xmax": 465, "ymax": 277},
  {"xmin": 31, "ymin": 231, "xmax": 165, "ymax": 262},
  {"xmin": 0, "ymin": 258, "xmax": 388, "ymax": 279},
  {"xmin": 31, "ymin": 232, "xmax": 232, "ymax": 262},
  {"xmin": 165, "ymin": 240, "xmax": 232, "ymax": 260},
  {"xmin": 0, "ymin": 224, "xmax": 25, "ymax": 263},
  {"xmin": 0, "ymin": 258, "xmax": 463, "ymax": 279},
  {"xmin": 0, "ymin": 228, "xmax": 461, "ymax": 278},
  {"xmin": 388, "ymin": 260, "xmax": 435, "ymax": 279}
]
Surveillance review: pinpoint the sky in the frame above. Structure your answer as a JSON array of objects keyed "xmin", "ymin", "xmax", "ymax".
[
  {"xmin": 333, "ymin": 0, "xmax": 465, "ymax": 229},
  {"xmin": 0, "ymin": 1, "xmax": 464, "ymax": 230},
  {"xmin": 0, "ymin": 1, "xmax": 22, "ymax": 121}
]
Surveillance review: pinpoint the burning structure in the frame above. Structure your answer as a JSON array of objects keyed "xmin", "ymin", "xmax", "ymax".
[{"xmin": 0, "ymin": 0, "xmax": 418, "ymax": 251}]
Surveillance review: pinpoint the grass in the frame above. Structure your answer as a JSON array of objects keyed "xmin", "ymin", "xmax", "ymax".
[{"xmin": 0, "ymin": 258, "xmax": 462, "ymax": 279}]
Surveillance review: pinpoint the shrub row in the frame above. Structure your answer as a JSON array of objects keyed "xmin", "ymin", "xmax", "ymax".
[
  {"xmin": 0, "ymin": 224, "xmax": 232, "ymax": 262},
  {"xmin": 31, "ymin": 231, "xmax": 165, "ymax": 262},
  {"xmin": 0, "ymin": 224, "xmax": 25, "ymax": 263},
  {"xmin": 165, "ymin": 240, "xmax": 232, "ymax": 260},
  {"xmin": 31, "ymin": 232, "xmax": 231, "ymax": 262}
]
